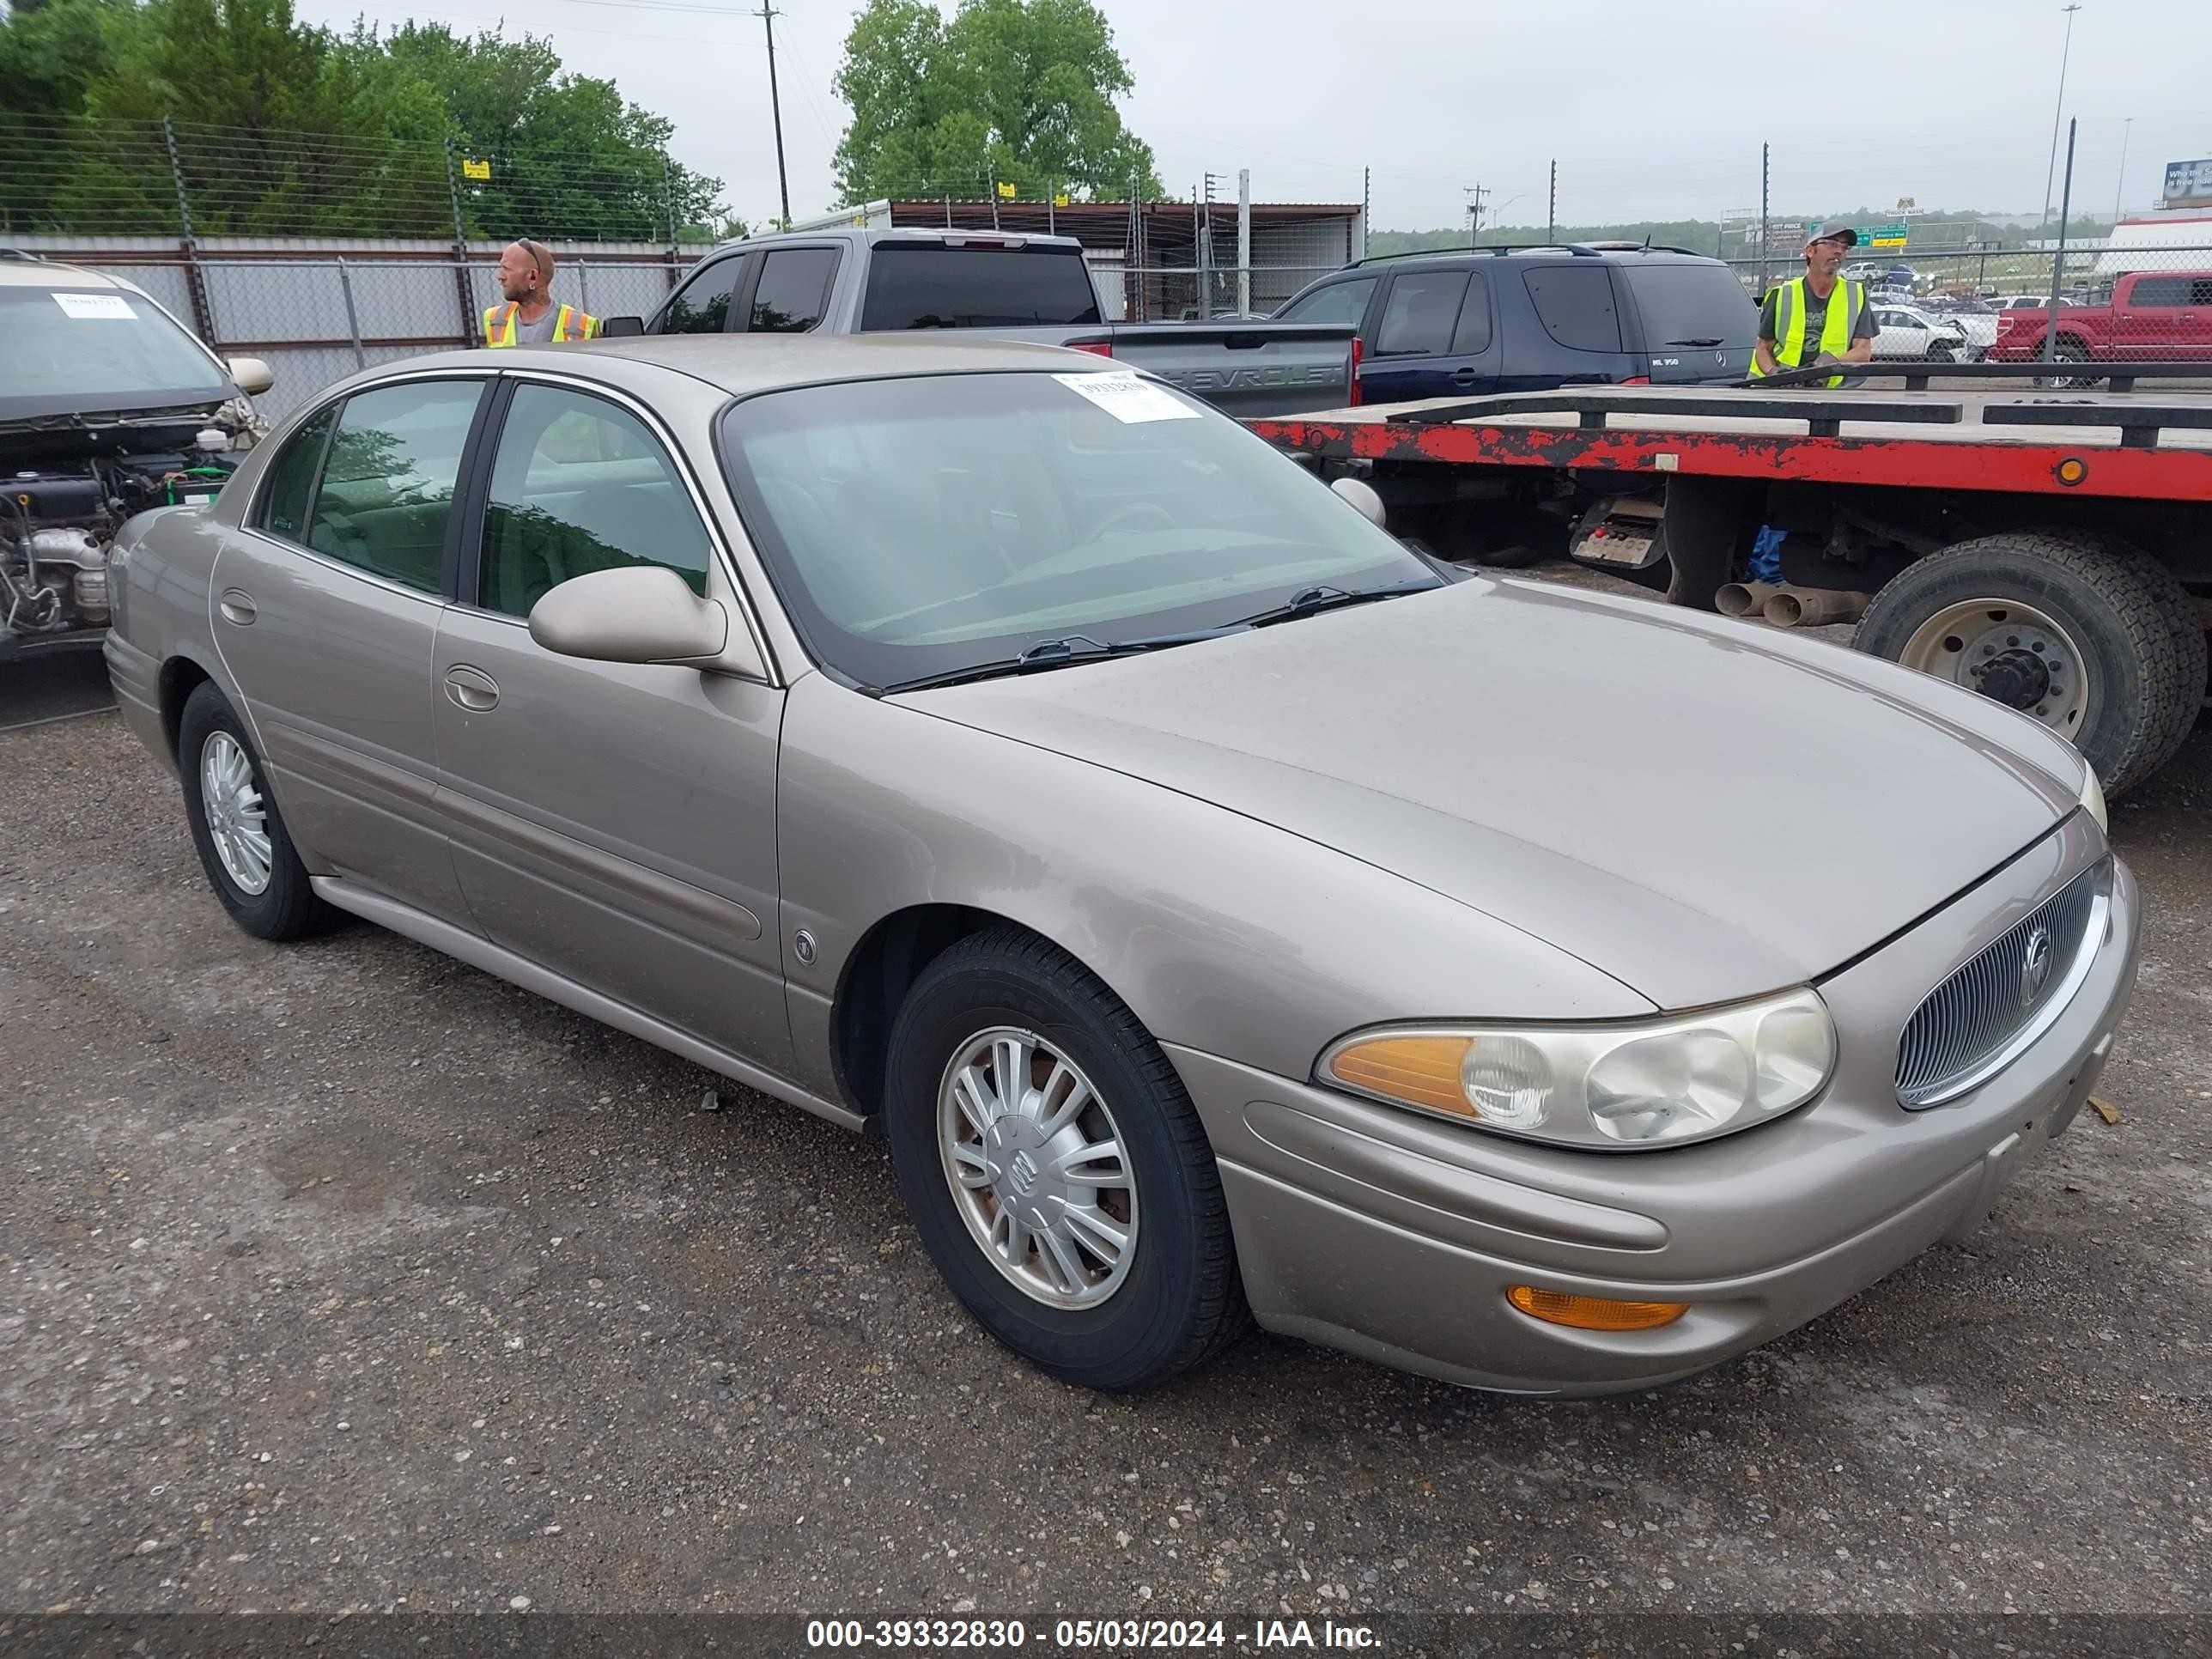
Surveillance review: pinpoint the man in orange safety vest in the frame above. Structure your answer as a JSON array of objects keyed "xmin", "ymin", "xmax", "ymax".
[{"xmin": 483, "ymin": 238, "xmax": 599, "ymax": 346}]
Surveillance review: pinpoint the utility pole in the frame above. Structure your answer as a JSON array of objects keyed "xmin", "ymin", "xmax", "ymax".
[
  {"xmin": 1237, "ymin": 167, "xmax": 1251, "ymax": 318},
  {"xmin": 1547, "ymin": 161, "xmax": 1557, "ymax": 243},
  {"xmin": 1758, "ymin": 141, "xmax": 1771, "ymax": 298},
  {"xmin": 756, "ymin": 3, "xmax": 791, "ymax": 227},
  {"xmin": 1360, "ymin": 165, "xmax": 1370, "ymax": 261},
  {"xmin": 2039, "ymin": 3, "xmax": 2082, "ymax": 239},
  {"xmin": 1463, "ymin": 183, "xmax": 1489, "ymax": 248}
]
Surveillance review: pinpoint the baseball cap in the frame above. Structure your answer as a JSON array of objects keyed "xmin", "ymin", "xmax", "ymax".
[{"xmin": 1803, "ymin": 222, "xmax": 1859, "ymax": 250}]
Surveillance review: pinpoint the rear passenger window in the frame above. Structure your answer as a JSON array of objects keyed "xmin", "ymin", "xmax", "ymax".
[
  {"xmin": 1524, "ymin": 267, "xmax": 1623, "ymax": 352},
  {"xmin": 303, "ymin": 380, "xmax": 483, "ymax": 594},
  {"xmin": 1374, "ymin": 272, "xmax": 1472, "ymax": 356},
  {"xmin": 477, "ymin": 384, "xmax": 715, "ymax": 621},
  {"xmin": 1451, "ymin": 271, "xmax": 1493, "ymax": 353},
  {"xmin": 749, "ymin": 248, "xmax": 840, "ymax": 333},
  {"xmin": 1277, "ymin": 277, "xmax": 1376, "ymax": 327},
  {"xmin": 2129, "ymin": 276, "xmax": 2189, "ymax": 307},
  {"xmin": 257, "ymin": 404, "xmax": 335, "ymax": 544}
]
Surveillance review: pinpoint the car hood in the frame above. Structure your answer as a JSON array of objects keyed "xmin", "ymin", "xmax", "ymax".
[{"xmin": 902, "ymin": 576, "xmax": 2081, "ymax": 1009}]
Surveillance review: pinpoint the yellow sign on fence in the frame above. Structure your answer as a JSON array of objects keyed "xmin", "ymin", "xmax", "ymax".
[
  {"xmin": 461, "ymin": 158, "xmax": 491, "ymax": 182},
  {"xmin": 1054, "ymin": 192, "xmax": 1071, "ymax": 208},
  {"xmin": 996, "ymin": 180, "xmax": 1016, "ymax": 199}
]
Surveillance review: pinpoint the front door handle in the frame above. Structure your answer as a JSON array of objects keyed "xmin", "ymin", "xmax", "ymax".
[
  {"xmin": 218, "ymin": 588, "xmax": 257, "ymax": 626},
  {"xmin": 444, "ymin": 665, "xmax": 500, "ymax": 712},
  {"xmin": 1451, "ymin": 368, "xmax": 1480, "ymax": 385}
]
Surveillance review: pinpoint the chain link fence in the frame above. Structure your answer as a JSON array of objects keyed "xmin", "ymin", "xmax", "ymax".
[
  {"xmin": 1726, "ymin": 241, "xmax": 2212, "ymax": 364},
  {"xmin": 21, "ymin": 248, "xmax": 704, "ymax": 421}
]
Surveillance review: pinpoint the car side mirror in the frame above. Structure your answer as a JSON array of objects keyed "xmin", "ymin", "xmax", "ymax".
[
  {"xmin": 228, "ymin": 356, "xmax": 276, "ymax": 395},
  {"xmin": 529, "ymin": 566, "xmax": 760, "ymax": 676},
  {"xmin": 599, "ymin": 315, "xmax": 646, "ymax": 337},
  {"xmin": 1331, "ymin": 476, "xmax": 1389, "ymax": 528}
]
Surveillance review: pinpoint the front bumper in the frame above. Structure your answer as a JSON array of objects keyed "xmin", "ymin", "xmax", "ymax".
[{"xmin": 1173, "ymin": 821, "xmax": 2138, "ymax": 1396}]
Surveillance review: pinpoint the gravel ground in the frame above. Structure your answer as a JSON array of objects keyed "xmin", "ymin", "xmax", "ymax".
[{"xmin": 1, "ymin": 615, "xmax": 2207, "ymax": 1630}]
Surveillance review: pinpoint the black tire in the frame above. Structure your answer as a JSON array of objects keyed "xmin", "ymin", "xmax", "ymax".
[
  {"xmin": 177, "ymin": 680, "xmax": 334, "ymax": 940},
  {"xmin": 1853, "ymin": 533, "xmax": 2202, "ymax": 796},
  {"xmin": 1927, "ymin": 342, "xmax": 1955, "ymax": 364},
  {"xmin": 882, "ymin": 927, "xmax": 1249, "ymax": 1390}
]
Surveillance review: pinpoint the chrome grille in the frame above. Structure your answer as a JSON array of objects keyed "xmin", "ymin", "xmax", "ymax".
[{"xmin": 1896, "ymin": 861, "xmax": 2107, "ymax": 1109}]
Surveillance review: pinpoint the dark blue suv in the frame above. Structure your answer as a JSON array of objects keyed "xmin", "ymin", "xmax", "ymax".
[{"xmin": 1273, "ymin": 243, "xmax": 1756, "ymax": 402}]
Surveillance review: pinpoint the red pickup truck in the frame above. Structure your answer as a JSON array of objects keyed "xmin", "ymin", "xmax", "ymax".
[{"xmin": 1988, "ymin": 269, "xmax": 2212, "ymax": 366}]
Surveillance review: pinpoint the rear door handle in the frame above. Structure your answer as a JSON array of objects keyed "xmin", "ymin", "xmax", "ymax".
[
  {"xmin": 1451, "ymin": 368, "xmax": 1480, "ymax": 385},
  {"xmin": 218, "ymin": 588, "xmax": 256, "ymax": 626},
  {"xmin": 444, "ymin": 665, "xmax": 500, "ymax": 712}
]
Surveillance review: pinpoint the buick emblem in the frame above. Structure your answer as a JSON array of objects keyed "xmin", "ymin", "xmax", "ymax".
[
  {"xmin": 1007, "ymin": 1149, "xmax": 1040, "ymax": 1199},
  {"xmin": 2020, "ymin": 927, "xmax": 2056, "ymax": 1006}
]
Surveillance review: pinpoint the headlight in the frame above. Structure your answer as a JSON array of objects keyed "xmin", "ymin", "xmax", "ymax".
[
  {"xmin": 2077, "ymin": 764, "xmax": 2107, "ymax": 833},
  {"xmin": 1318, "ymin": 988, "xmax": 1836, "ymax": 1151}
]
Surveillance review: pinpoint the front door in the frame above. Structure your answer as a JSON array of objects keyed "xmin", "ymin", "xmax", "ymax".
[
  {"xmin": 1359, "ymin": 269, "xmax": 1496, "ymax": 404},
  {"xmin": 429, "ymin": 378, "xmax": 791, "ymax": 1072},
  {"xmin": 210, "ymin": 375, "xmax": 488, "ymax": 927}
]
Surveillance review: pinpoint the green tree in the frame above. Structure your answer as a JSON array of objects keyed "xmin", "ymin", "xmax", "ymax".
[
  {"xmin": 0, "ymin": 0, "xmax": 734, "ymax": 240},
  {"xmin": 832, "ymin": 0, "xmax": 1162, "ymax": 207}
]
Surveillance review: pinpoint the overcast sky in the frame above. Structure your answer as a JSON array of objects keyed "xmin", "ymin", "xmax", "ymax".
[{"xmin": 297, "ymin": 0, "xmax": 2212, "ymax": 231}]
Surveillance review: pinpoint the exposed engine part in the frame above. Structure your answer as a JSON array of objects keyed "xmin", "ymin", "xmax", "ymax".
[{"xmin": 5, "ymin": 443, "xmax": 238, "ymax": 652}]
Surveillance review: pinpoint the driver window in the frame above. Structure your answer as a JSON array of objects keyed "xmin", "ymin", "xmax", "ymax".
[{"xmin": 477, "ymin": 384, "xmax": 716, "ymax": 620}]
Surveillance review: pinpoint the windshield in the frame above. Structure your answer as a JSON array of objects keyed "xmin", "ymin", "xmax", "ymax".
[
  {"xmin": 1, "ymin": 284, "xmax": 229, "ymax": 404},
  {"xmin": 1620, "ymin": 264, "xmax": 1759, "ymax": 347},
  {"xmin": 718, "ymin": 370, "xmax": 1433, "ymax": 691}
]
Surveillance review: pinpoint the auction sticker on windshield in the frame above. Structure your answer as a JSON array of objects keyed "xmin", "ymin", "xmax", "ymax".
[
  {"xmin": 52, "ymin": 293, "xmax": 137, "ymax": 321},
  {"xmin": 1054, "ymin": 370, "xmax": 1200, "ymax": 423}
]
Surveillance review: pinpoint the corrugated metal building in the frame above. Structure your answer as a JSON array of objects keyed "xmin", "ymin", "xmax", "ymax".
[{"xmin": 791, "ymin": 198, "xmax": 1364, "ymax": 320}]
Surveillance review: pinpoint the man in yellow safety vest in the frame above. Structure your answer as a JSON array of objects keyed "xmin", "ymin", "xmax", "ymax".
[
  {"xmin": 1752, "ymin": 223, "xmax": 1875, "ymax": 386},
  {"xmin": 483, "ymin": 238, "xmax": 599, "ymax": 347}
]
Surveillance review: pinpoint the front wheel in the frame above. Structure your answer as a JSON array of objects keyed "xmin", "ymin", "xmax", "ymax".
[
  {"xmin": 882, "ymin": 928, "xmax": 1249, "ymax": 1390},
  {"xmin": 1854, "ymin": 534, "xmax": 2203, "ymax": 795}
]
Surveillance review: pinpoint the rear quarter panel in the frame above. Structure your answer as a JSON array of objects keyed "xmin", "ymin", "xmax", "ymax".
[{"xmin": 106, "ymin": 504, "xmax": 238, "ymax": 775}]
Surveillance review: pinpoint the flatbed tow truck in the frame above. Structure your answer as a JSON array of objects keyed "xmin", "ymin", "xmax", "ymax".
[{"xmin": 1245, "ymin": 361, "xmax": 2212, "ymax": 794}]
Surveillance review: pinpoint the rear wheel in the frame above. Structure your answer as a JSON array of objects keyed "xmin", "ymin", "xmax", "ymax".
[
  {"xmin": 177, "ymin": 680, "xmax": 335, "ymax": 939},
  {"xmin": 2037, "ymin": 338, "xmax": 2094, "ymax": 390},
  {"xmin": 1854, "ymin": 533, "xmax": 2203, "ymax": 795},
  {"xmin": 881, "ymin": 928, "xmax": 1249, "ymax": 1390}
]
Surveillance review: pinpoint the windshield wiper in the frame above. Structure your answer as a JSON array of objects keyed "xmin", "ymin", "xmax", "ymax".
[
  {"xmin": 1229, "ymin": 577, "xmax": 1440, "ymax": 629},
  {"xmin": 877, "ymin": 626, "xmax": 1245, "ymax": 695}
]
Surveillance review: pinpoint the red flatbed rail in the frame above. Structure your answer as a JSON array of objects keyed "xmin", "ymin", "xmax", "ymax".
[{"xmin": 1246, "ymin": 381, "xmax": 2212, "ymax": 504}]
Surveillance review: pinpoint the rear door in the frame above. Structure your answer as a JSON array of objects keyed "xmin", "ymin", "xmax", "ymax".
[
  {"xmin": 1512, "ymin": 264, "xmax": 1629, "ymax": 388},
  {"xmin": 1358, "ymin": 267, "xmax": 1498, "ymax": 404},
  {"xmin": 736, "ymin": 246, "xmax": 842, "ymax": 334},
  {"xmin": 1617, "ymin": 261, "xmax": 1756, "ymax": 382},
  {"xmin": 2117, "ymin": 275, "xmax": 2196, "ymax": 358},
  {"xmin": 2185, "ymin": 277, "xmax": 2212, "ymax": 358}
]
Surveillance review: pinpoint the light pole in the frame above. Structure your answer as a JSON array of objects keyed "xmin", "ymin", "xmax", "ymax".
[
  {"xmin": 2039, "ymin": 3, "xmax": 2082, "ymax": 239},
  {"xmin": 2112, "ymin": 116, "xmax": 2133, "ymax": 225}
]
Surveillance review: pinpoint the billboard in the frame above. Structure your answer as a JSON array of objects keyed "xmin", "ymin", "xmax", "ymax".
[{"xmin": 2163, "ymin": 158, "xmax": 2212, "ymax": 209}]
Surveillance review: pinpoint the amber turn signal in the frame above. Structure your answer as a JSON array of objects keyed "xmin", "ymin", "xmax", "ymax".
[
  {"xmin": 1323, "ymin": 1034, "xmax": 1474, "ymax": 1116},
  {"xmin": 1507, "ymin": 1285, "xmax": 1689, "ymax": 1331}
]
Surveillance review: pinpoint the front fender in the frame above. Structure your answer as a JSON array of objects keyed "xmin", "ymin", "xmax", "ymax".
[{"xmin": 775, "ymin": 674, "xmax": 1652, "ymax": 1103}]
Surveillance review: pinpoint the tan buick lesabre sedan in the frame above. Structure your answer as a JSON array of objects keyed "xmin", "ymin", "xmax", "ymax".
[{"xmin": 103, "ymin": 336, "xmax": 2137, "ymax": 1395}]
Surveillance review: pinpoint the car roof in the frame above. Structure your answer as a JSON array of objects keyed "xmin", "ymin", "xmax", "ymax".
[
  {"xmin": 0, "ymin": 253, "xmax": 133, "ymax": 291},
  {"xmin": 1337, "ymin": 244, "xmax": 1726, "ymax": 274},
  {"xmin": 397, "ymin": 331, "xmax": 1108, "ymax": 395}
]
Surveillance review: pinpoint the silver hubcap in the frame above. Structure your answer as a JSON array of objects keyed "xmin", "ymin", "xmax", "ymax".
[
  {"xmin": 199, "ymin": 731, "xmax": 273, "ymax": 896},
  {"xmin": 1899, "ymin": 599, "xmax": 2094, "ymax": 738},
  {"xmin": 938, "ymin": 1028, "xmax": 1137, "ymax": 1310}
]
